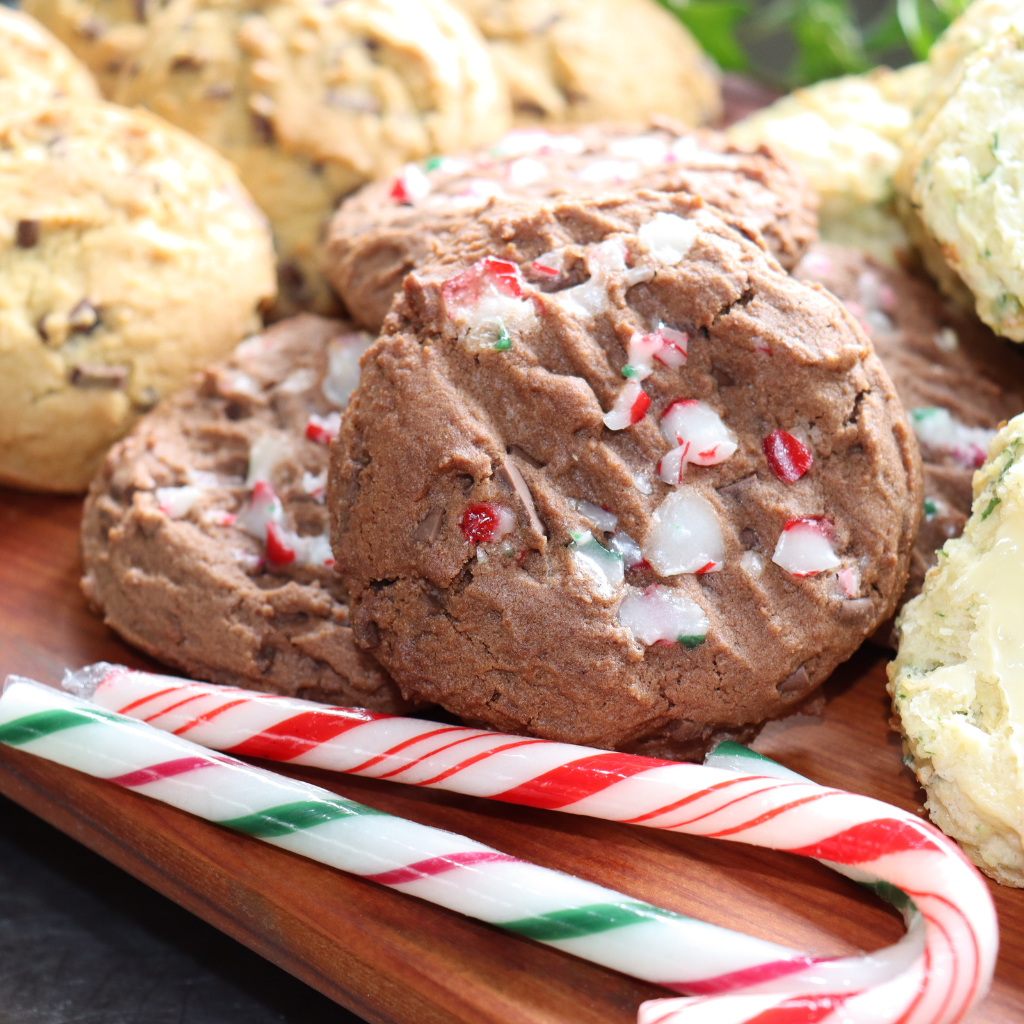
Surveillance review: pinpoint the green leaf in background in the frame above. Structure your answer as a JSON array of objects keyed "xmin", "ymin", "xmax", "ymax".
[
  {"xmin": 789, "ymin": 0, "xmax": 871, "ymax": 83},
  {"xmin": 661, "ymin": 0, "xmax": 752, "ymax": 70}
]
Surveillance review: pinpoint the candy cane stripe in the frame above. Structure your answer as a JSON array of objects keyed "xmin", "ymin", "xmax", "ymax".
[
  {"xmin": 0, "ymin": 705, "xmax": 122, "ymax": 745},
  {"xmin": 143, "ymin": 692, "xmax": 206, "ymax": 723},
  {"xmin": 705, "ymin": 791, "xmax": 836, "ymax": 837},
  {"xmin": 225, "ymin": 709, "xmax": 386, "ymax": 760},
  {"xmin": 497, "ymin": 752, "xmax": 670, "ymax": 808},
  {"xmin": 365, "ymin": 851, "xmax": 521, "ymax": 885},
  {"xmin": 107, "ymin": 755, "xmax": 225, "ymax": 787},
  {"xmin": 745, "ymin": 994, "xmax": 850, "ymax": 1024},
  {"xmin": 673, "ymin": 956, "xmax": 828, "ymax": 996},
  {"xmin": 501, "ymin": 902, "xmax": 678, "ymax": 942},
  {"xmin": 791, "ymin": 819, "xmax": 943, "ymax": 861},
  {"xmin": 219, "ymin": 798, "xmax": 383, "ymax": 838},
  {"xmin": 410, "ymin": 739, "xmax": 548, "ymax": 787},
  {"xmin": 117, "ymin": 685, "xmax": 183, "ymax": 715},
  {"xmin": 172, "ymin": 698, "xmax": 251, "ymax": 735}
]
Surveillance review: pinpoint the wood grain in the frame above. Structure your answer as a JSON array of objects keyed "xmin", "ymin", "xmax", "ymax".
[{"xmin": 0, "ymin": 485, "xmax": 1021, "ymax": 1023}]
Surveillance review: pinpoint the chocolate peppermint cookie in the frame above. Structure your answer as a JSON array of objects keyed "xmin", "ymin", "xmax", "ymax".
[
  {"xmin": 795, "ymin": 243, "xmax": 1024, "ymax": 600},
  {"xmin": 82, "ymin": 314, "xmax": 407, "ymax": 711},
  {"xmin": 329, "ymin": 193, "xmax": 921, "ymax": 757},
  {"xmin": 324, "ymin": 123, "xmax": 818, "ymax": 331}
]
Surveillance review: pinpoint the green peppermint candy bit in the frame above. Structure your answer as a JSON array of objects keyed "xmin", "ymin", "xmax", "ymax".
[
  {"xmin": 678, "ymin": 633, "xmax": 706, "ymax": 648},
  {"xmin": 982, "ymin": 495, "xmax": 1001, "ymax": 520},
  {"xmin": 923, "ymin": 497, "xmax": 937, "ymax": 520},
  {"xmin": 621, "ymin": 364, "xmax": 638, "ymax": 380},
  {"xmin": 424, "ymin": 155, "xmax": 442, "ymax": 171},
  {"xmin": 493, "ymin": 321, "xmax": 512, "ymax": 352}
]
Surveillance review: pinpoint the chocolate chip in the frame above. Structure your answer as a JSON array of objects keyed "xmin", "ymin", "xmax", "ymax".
[
  {"xmin": 132, "ymin": 0, "xmax": 147, "ymax": 22},
  {"xmin": 251, "ymin": 111, "xmax": 275, "ymax": 145},
  {"xmin": 495, "ymin": 460, "xmax": 546, "ymax": 536},
  {"xmin": 711, "ymin": 364, "xmax": 735, "ymax": 387},
  {"xmin": 16, "ymin": 220, "xmax": 39, "ymax": 248},
  {"xmin": 457, "ymin": 474, "xmax": 474, "ymax": 494},
  {"xmin": 413, "ymin": 510, "xmax": 443, "ymax": 544},
  {"xmin": 777, "ymin": 666, "xmax": 809, "ymax": 693},
  {"xmin": 507, "ymin": 444, "xmax": 544, "ymax": 469},
  {"xmin": 68, "ymin": 299, "xmax": 99, "ymax": 333},
  {"xmin": 70, "ymin": 363, "xmax": 129, "ymax": 388},
  {"xmin": 171, "ymin": 55, "xmax": 203, "ymax": 72},
  {"xmin": 740, "ymin": 527, "xmax": 759, "ymax": 550},
  {"xmin": 277, "ymin": 260, "xmax": 305, "ymax": 299},
  {"xmin": 838, "ymin": 597, "xmax": 874, "ymax": 622}
]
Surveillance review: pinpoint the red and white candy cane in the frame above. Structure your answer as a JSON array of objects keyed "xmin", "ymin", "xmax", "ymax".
[{"xmin": 66, "ymin": 664, "xmax": 998, "ymax": 1024}]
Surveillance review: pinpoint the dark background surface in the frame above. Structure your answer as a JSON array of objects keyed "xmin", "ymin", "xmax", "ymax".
[{"xmin": 0, "ymin": 793, "xmax": 364, "ymax": 1024}]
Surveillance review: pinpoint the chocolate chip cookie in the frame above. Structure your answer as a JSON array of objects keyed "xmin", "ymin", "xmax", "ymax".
[
  {"xmin": 324, "ymin": 122, "xmax": 818, "ymax": 331},
  {"xmin": 329, "ymin": 193, "xmax": 921, "ymax": 757},
  {"xmin": 82, "ymin": 314, "xmax": 408, "ymax": 711}
]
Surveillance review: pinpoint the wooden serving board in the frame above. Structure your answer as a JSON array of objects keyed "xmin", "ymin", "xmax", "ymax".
[{"xmin": 1, "ymin": 485, "xmax": 1022, "ymax": 1024}]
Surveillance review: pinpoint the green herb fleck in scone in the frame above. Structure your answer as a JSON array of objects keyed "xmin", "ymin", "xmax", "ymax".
[{"xmin": 888, "ymin": 412, "xmax": 1024, "ymax": 886}]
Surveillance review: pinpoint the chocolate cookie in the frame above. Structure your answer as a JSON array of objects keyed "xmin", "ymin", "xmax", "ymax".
[
  {"xmin": 324, "ymin": 123, "xmax": 818, "ymax": 331},
  {"xmin": 329, "ymin": 194, "xmax": 921, "ymax": 757},
  {"xmin": 795, "ymin": 243, "xmax": 1024, "ymax": 600},
  {"xmin": 82, "ymin": 314, "xmax": 408, "ymax": 712}
]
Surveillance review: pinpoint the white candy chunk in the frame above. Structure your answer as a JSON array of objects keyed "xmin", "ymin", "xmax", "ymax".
[
  {"xmin": 569, "ymin": 531, "xmax": 624, "ymax": 597},
  {"xmin": 187, "ymin": 470, "xmax": 221, "ymax": 488},
  {"xmin": 608, "ymin": 531, "xmax": 644, "ymax": 567},
  {"xmin": 838, "ymin": 565, "xmax": 859, "ymax": 597},
  {"xmin": 245, "ymin": 434, "xmax": 290, "ymax": 486},
  {"xmin": 740, "ymin": 549, "xmax": 764, "ymax": 576},
  {"xmin": 569, "ymin": 498, "xmax": 618, "ymax": 533},
  {"xmin": 506, "ymin": 157, "xmax": 548, "ymax": 187},
  {"xmin": 278, "ymin": 367, "xmax": 317, "ymax": 394},
  {"xmin": 624, "ymin": 326, "xmax": 690, "ymax": 381},
  {"xmin": 618, "ymin": 584, "xmax": 709, "ymax": 647},
  {"xmin": 305, "ymin": 411, "xmax": 341, "ymax": 445},
  {"xmin": 934, "ymin": 326, "xmax": 959, "ymax": 352},
  {"xmin": 603, "ymin": 380, "xmax": 650, "ymax": 431},
  {"xmin": 638, "ymin": 213, "xmax": 698, "ymax": 265},
  {"xmin": 392, "ymin": 163, "xmax": 430, "ymax": 202},
  {"xmin": 220, "ymin": 370, "xmax": 263, "ymax": 399},
  {"xmin": 558, "ymin": 239, "xmax": 626, "ymax": 318},
  {"xmin": 608, "ymin": 136, "xmax": 669, "ymax": 166},
  {"xmin": 911, "ymin": 406, "xmax": 995, "ymax": 470},
  {"xmin": 155, "ymin": 486, "xmax": 203, "ymax": 520},
  {"xmin": 531, "ymin": 250, "xmax": 566, "ymax": 277},
  {"xmin": 443, "ymin": 259, "xmax": 533, "ymax": 352},
  {"xmin": 658, "ymin": 400, "xmax": 737, "ymax": 484},
  {"xmin": 234, "ymin": 549, "xmax": 263, "ymax": 572},
  {"xmin": 644, "ymin": 487, "xmax": 725, "ymax": 575},
  {"xmin": 450, "ymin": 179, "xmax": 506, "ymax": 209},
  {"xmin": 302, "ymin": 470, "xmax": 327, "ymax": 501},
  {"xmin": 492, "ymin": 130, "xmax": 584, "ymax": 157},
  {"xmin": 631, "ymin": 471, "xmax": 653, "ymax": 495},
  {"xmin": 237, "ymin": 480, "xmax": 284, "ymax": 540},
  {"xmin": 577, "ymin": 159, "xmax": 639, "ymax": 183},
  {"xmin": 322, "ymin": 332, "xmax": 373, "ymax": 408},
  {"xmin": 653, "ymin": 326, "xmax": 688, "ymax": 368},
  {"xmin": 771, "ymin": 517, "xmax": 840, "ymax": 577},
  {"xmin": 292, "ymin": 531, "xmax": 335, "ymax": 568}
]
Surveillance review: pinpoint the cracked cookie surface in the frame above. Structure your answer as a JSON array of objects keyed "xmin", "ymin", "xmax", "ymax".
[
  {"xmin": 325, "ymin": 122, "xmax": 818, "ymax": 331},
  {"xmin": 0, "ymin": 99, "xmax": 275, "ymax": 493},
  {"xmin": 82, "ymin": 313, "xmax": 408, "ymax": 711},
  {"xmin": 330, "ymin": 193, "xmax": 921, "ymax": 757}
]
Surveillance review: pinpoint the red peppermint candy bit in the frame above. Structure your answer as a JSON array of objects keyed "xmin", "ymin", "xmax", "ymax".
[
  {"xmin": 763, "ymin": 429, "xmax": 813, "ymax": 483},
  {"xmin": 783, "ymin": 515, "xmax": 834, "ymax": 538},
  {"xmin": 265, "ymin": 521, "xmax": 296, "ymax": 566},
  {"xmin": 459, "ymin": 503, "xmax": 505, "ymax": 543},
  {"xmin": 530, "ymin": 260, "xmax": 559, "ymax": 276},
  {"xmin": 441, "ymin": 257, "xmax": 523, "ymax": 311},
  {"xmin": 389, "ymin": 176, "xmax": 412, "ymax": 203},
  {"xmin": 630, "ymin": 389, "xmax": 651, "ymax": 424}
]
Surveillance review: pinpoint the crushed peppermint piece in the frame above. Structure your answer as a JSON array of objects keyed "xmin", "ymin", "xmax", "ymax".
[
  {"xmin": 442, "ymin": 258, "xmax": 533, "ymax": 351},
  {"xmin": 608, "ymin": 135, "xmax": 669, "ymax": 166},
  {"xmin": 531, "ymin": 251, "xmax": 564, "ymax": 277},
  {"xmin": 322, "ymin": 332, "xmax": 373, "ymax": 408},
  {"xmin": 608, "ymin": 530, "xmax": 644, "ymax": 568},
  {"xmin": 763, "ymin": 429, "xmax": 813, "ymax": 483},
  {"xmin": 506, "ymin": 157, "xmax": 548, "ymax": 187},
  {"xmin": 493, "ymin": 320, "xmax": 512, "ymax": 351},
  {"xmin": 623, "ymin": 326, "xmax": 689, "ymax": 380},
  {"xmin": 155, "ymin": 485, "xmax": 203, "ymax": 520},
  {"xmin": 577, "ymin": 159, "xmax": 639, "ymax": 183},
  {"xmin": 752, "ymin": 336, "xmax": 771, "ymax": 356},
  {"xmin": 557, "ymin": 239, "xmax": 628, "ymax": 318},
  {"xmin": 740, "ymin": 550, "xmax": 764, "ymax": 576},
  {"xmin": 638, "ymin": 213, "xmax": 698, "ymax": 265},
  {"xmin": 934, "ymin": 326, "xmax": 959, "ymax": 352},
  {"xmin": 838, "ymin": 566, "xmax": 859, "ymax": 597},
  {"xmin": 459, "ymin": 502, "xmax": 515, "ymax": 544},
  {"xmin": 631, "ymin": 471, "xmax": 653, "ymax": 495},
  {"xmin": 265, "ymin": 521, "xmax": 296, "ymax": 565},
  {"xmin": 220, "ymin": 370, "xmax": 263, "ymax": 399},
  {"xmin": 234, "ymin": 549, "xmax": 264, "ymax": 573},
  {"xmin": 389, "ymin": 163, "xmax": 430, "ymax": 204},
  {"xmin": 237, "ymin": 480, "xmax": 284, "ymax": 539},
  {"xmin": 277, "ymin": 367, "xmax": 317, "ymax": 394},
  {"xmin": 569, "ymin": 530, "xmax": 624, "ymax": 596},
  {"xmin": 302, "ymin": 470, "xmax": 327, "ymax": 501},
  {"xmin": 603, "ymin": 381, "xmax": 650, "ymax": 430},
  {"xmin": 491, "ymin": 130, "xmax": 584, "ymax": 158},
  {"xmin": 772, "ymin": 516, "xmax": 840, "ymax": 577},
  {"xmin": 245, "ymin": 434, "xmax": 290, "ymax": 486},
  {"xmin": 305, "ymin": 411, "xmax": 341, "ymax": 445},
  {"xmin": 658, "ymin": 400, "xmax": 737, "ymax": 484},
  {"xmin": 644, "ymin": 487, "xmax": 725, "ymax": 576},
  {"xmin": 569, "ymin": 498, "xmax": 617, "ymax": 533},
  {"xmin": 202, "ymin": 509, "xmax": 237, "ymax": 527},
  {"xmin": 618, "ymin": 584, "xmax": 708, "ymax": 647},
  {"xmin": 910, "ymin": 406, "xmax": 994, "ymax": 469}
]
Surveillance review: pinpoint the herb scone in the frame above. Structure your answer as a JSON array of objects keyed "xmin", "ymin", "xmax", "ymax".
[
  {"xmin": 889, "ymin": 413, "xmax": 1024, "ymax": 886},
  {"xmin": 329, "ymin": 193, "xmax": 922, "ymax": 758}
]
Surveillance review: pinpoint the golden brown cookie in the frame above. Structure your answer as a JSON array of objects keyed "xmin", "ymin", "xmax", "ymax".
[
  {"xmin": 0, "ymin": 100, "xmax": 275, "ymax": 493},
  {"xmin": 114, "ymin": 0, "xmax": 510, "ymax": 316}
]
